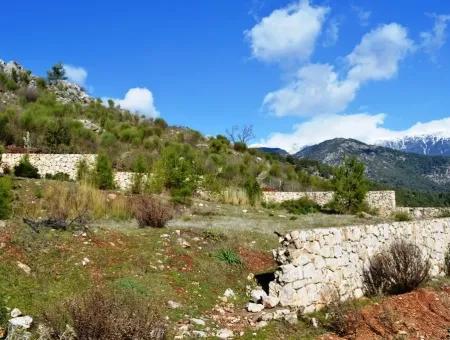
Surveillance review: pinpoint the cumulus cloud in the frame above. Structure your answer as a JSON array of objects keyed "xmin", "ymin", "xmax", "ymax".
[
  {"xmin": 420, "ymin": 14, "xmax": 450, "ymax": 61},
  {"xmin": 347, "ymin": 23, "xmax": 414, "ymax": 83},
  {"xmin": 255, "ymin": 114, "xmax": 450, "ymax": 153},
  {"xmin": 263, "ymin": 23, "xmax": 413, "ymax": 117},
  {"xmin": 110, "ymin": 88, "xmax": 159, "ymax": 118},
  {"xmin": 245, "ymin": 0, "xmax": 329, "ymax": 63},
  {"xmin": 63, "ymin": 64, "xmax": 88, "ymax": 86},
  {"xmin": 263, "ymin": 63, "xmax": 358, "ymax": 116}
]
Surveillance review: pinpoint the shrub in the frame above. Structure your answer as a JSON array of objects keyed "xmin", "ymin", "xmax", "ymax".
[
  {"xmin": 363, "ymin": 239, "xmax": 430, "ymax": 296},
  {"xmin": 233, "ymin": 142, "xmax": 247, "ymax": 152},
  {"xmin": 216, "ymin": 249, "xmax": 242, "ymax": 265},
  {"xmin": 445, "ymin": 244, "xmax": 450, "ymax": 276},
  {"xmin": 243, "ymin": 177, "xmax": 261, "ymax": 206},
  {"xmin": 392, "ymin": 210, "xmax": 412, "ymax": 222},
  {"xmin": 94, "ymin": 153, "xmax": 115, "ymax": 190},
  {"xmin": 43, "ymin": 289, "xmax": 166, "ymax": 340},
  {"xmin": 154, "ymin": 118, "xmax": 168, "ymax": 129},
  {"xmin": 280, "ymin": 197, "xmax": 320, "ymax": 215},
  {"xmin": 14, "ymin": 155, "xmax": 40, "ymax": 178},
  {"xmin": 324, "ymin": 292, "xmax": 361, "ymax": 336},
  {"xmin": 0, "ymin": 176, "xmax": 12, "ymax": 219},
  {"xmin": 331, "ymin": 157, "xmax": 368, "ymax": 214},
  {"xmin": 45, "ymin": 172, "xmax": 71, "ymax": 181},
  {"xmin": 132, "ymin": 195, "xmax": 173, "ymax": 228}
]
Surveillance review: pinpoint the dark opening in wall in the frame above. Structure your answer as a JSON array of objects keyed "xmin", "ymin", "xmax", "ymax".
[{"xmin": 255, "ymin": 270, "xmax": 276, "ymax": 294}]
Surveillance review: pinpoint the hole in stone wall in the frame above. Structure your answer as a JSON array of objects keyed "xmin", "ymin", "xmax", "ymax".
[{"xmin": 255, "ymin": 270, "xmax": 276, "ymax": 294}]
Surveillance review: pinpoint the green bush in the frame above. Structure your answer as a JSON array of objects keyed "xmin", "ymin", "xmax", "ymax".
[
  {"xmin": 153, "ymin": 144, "xmax": 201, "ymax": 203},
  {"xmin": 45, "ymin": 172, "xmax": 71, "ymax": 181},
  {"xmin": 243, "ymin": 177, "xmax": 261, "ymax": 206},
  {"xmin": 392, "ymin": 211, "xmax": 412, "ymax": 222},
  {"xmin": 216, "ymin": 249, "xmax": 242, "ymax": 265},
  {"xmin": 233, "ymin": 142, "xmax": 247, "ymax": 152},
  {"xmin": 330, "ymin": 157, "xmax": 368, "ymax": 214},
  {"xmin": 14, "ymin": 155, "xmax": 40, "ymax": 178},
  {"xmin": 94, "ymin": 153, "xmax": 115, "ymax": 190},
  {"xmin": 0, "ymin": 293, "xmax": 8, "ymax": 329},
  {"xmin": 0, "ymin": 176, "xmax": 12, "ymax": 219},
  {"xmin": 281, "ymin": 197, "xmax": 320, "ymax": 215}
]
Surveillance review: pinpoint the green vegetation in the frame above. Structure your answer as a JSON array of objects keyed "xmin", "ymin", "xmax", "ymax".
[
  {"xmin": 392, "ymin": 210, "xmax": 412, "ymax": 222},
  {"xmin": 215, "ymin": 249, "xmax": 242, "ymax": 265},
  {"xmin": 94, "ymin": 153, "xmax": 115, "ymax": 190},
  {"xmin": 47, "ymin": 63, "xmax": 66, "ymax": 84},
  {"xmin": 280, "ymin": 197, "xmax": 321, "ymax": 215},
  {"xmin": 0, "ymin": 176, "xmax": 12, "ymax": 219},
  {"xmin": 330, "ymin": 157, "xmax": 368, "ymax": 214},
  {"xmin": 14, "ymin": 155, "xmax": 40, "ymax": 178}
]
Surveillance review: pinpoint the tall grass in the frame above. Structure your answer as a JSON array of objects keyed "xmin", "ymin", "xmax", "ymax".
[
  {"xmin": 21, "ymin": 182, "xmax": 131, "ymax": 221},
  {"xmin": 221, "ymin": 187, "xmax": 254, "ymax": 206}
]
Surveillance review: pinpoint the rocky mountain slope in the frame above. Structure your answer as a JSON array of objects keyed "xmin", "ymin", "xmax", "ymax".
[
  {"xmin": 295, "ymin": 138, "xmax": 450, "ymax": 192},
  {"xmin": 377, "ymin": 134, "xmax": 450, "ymax": 156}
]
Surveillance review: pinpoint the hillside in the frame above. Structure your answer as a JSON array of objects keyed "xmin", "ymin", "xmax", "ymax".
[
  {"xmin": 0, "ymin": 59, "xmax": 331, "ymax": 196},
  {"xmin": 295, "ymin": 138, "xmax": 450, "ymax": 194}
]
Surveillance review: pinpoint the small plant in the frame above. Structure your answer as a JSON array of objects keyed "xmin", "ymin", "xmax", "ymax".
[
  {"xmin": 445, "ymin": 244, "xmax": 450, "ymax": 276},
  {"xmin": 324, "ymin": 292, "xmax": 361, "ymax": 337},
  {"xmin": 202, "ymin": 230, "xmax": 227, "ymax": 242},
  {"xmin": 216, "ymin": 249, "xmax": 242, "ymax": 265},
  {"xmin": 132, "ymin": 195, "xmax": 173, "ymax": 228},
  {"xmin": 43, "ymin": 289, "xmax": 166, "ymax": 340},
  {"xmin": 363, "ymin": 239, "xmax": 430, "ymax": 296},
  {"xmin": 0, "ymin": 176, "xmax": 12, "ymax": 219},
  {"xmin": 76, "ymin": 159, "xmax": 92, "ymax": 183},
  {"xmin": 45, "ymin": 172, "xmax": 71, "ymax": 181},
  {"xmin": 392, "ymin": 211, "xmax": 412, "ymax": 222},
  {"xmin": 14, "ymin": 155, "xmax": 40, "ymax": 178},
  {"xmin": 280, "ymin": 197, "xmax": 320, "ymax": 215},
  {"xmin": 0, "ymin": 293, "xmax": 8, "ymax": 330}
]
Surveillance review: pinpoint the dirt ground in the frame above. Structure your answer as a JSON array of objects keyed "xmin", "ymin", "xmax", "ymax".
[{"xmin": 320, "ymin": 286, "xmax": 450, "ymax": 340}]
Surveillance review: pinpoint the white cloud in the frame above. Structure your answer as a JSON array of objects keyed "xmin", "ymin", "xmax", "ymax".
[
  {"xmin": 351, "ymin": 5, "xmax": 371, "ymax": 27},
  {"xmin": 110, "ymin": 87, "xmax": 159, "ymax": 118},
  {"xmin": 420, "ymin": 14, "xmax": 450, "ymax": 61},
  {"xmin": 323, "ymin": 18, "xmax": 339, "ymax": 47},
  {"xmin": 347, "ymin": 23, "xmax": 414, "ymax": 83},
  {"xmin": 263, "ymin": 63, "xmax": 358, "ymax": 116},
  {"xmin": 263, "ymin": 23, "xmax": 414, "ymax": 117},
  {"xmin": 255, "ymin": 114, "xmax": 450, "ymax": 153},
  {"xmin": 245, "ymin": 0, "xmax": 329, "ymax": 63},
  {"xmin": 63, "ymin": 64, "xmax": 88, "ymax": 86}
]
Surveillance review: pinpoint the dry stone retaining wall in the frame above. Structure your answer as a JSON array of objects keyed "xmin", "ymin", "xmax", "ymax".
[
  {"xmin": 0, "ymin": 153, "xmax": 96, "ymax": 180},
  {"xmin": 269, "ymin": 218, "xmax": 450, "ymax": 313},
  {"xmin": 263, "ymin": 190, "xmax": 396, "ymax": 214}
]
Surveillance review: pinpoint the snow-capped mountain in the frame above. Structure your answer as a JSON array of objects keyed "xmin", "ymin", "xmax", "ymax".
[{"xmin": 377, "ymin": 134, "xmax": 450, "ymax": 156}]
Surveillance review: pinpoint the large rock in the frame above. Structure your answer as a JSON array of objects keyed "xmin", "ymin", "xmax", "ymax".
[{"xmin": 7, "ymin": 316, "xmax": 33, "ymax": 340}]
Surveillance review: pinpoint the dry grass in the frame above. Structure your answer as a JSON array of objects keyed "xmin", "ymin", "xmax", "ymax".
[
  {"xmin": 220, "ymin": 187, "xmax": 252, "ymax": 206},
  {"xmin": 20, "ymin": 181, "xmax": 132, "ymax": 221}
]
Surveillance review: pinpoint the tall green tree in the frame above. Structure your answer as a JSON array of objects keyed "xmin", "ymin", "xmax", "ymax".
[
  {"xmin": 331, "ymin": 157, "xmax": 369, "ymax": 214},
  {"xmin": 47, "ymin": 63, "xmax": 67, "ymax": 84}
]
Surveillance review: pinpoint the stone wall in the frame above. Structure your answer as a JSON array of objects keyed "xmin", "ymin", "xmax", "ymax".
[
  {"xmin": 269, "ymin": 218, "xmax": 450, "ymax": 313},
  {"xmin": 0, "ymin": 153, "xmax": 96, "ymax": 180},
  {"xmin": 263, "ymin": 191, "xmax": 396, "ymax": 214},
  {"xmin": 396, "ymin": 207, "xmax": 450, "ymax": 220}
]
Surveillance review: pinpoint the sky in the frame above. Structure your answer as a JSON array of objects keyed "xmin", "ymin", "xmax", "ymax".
[{"xmin": 1, "ymin": 0, "xmax": 450, "ymax": 152}]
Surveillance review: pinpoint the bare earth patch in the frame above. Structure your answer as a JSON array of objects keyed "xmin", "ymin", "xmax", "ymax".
[{"xmin": 320, "ymin": 287, "xmax": 450, "ymax": 340}]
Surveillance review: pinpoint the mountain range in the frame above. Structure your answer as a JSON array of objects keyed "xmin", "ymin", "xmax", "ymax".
[
  {"xmin": 377, "ymin": 135, "xmax": 450, "ymax": 156},
  {"xmin": 295, "ymin": 138, "xmax": 450, "ymax": 193}
]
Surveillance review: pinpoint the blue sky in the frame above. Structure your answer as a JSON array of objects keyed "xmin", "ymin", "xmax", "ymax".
[{"xmin": 1, "ymin": 0, "xmax": 450, "ymax": 152}]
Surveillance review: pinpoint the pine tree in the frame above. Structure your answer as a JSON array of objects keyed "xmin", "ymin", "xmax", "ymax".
[{"xmin": 47, "ymin": 63, "xmax": 67, "ymax": 84}]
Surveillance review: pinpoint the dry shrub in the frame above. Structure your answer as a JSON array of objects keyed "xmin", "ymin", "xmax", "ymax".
[
  {"xmin": 363, "ymin": 239, "xmax": 430, "ymax": 296},
  {"xmin": 324, "ymin": 291, "xmax": 362, "ymax": 336},
  {"xmin": 132, "ymin": 195, "xmax": 173, "ymax": 228},
  {"xmin": 43, "ymin": 289, "xmax": 166, "ymax": 339},
  {"xmin": 221, "ymin": 187, "xmax": 250, "ymax": 206}
]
